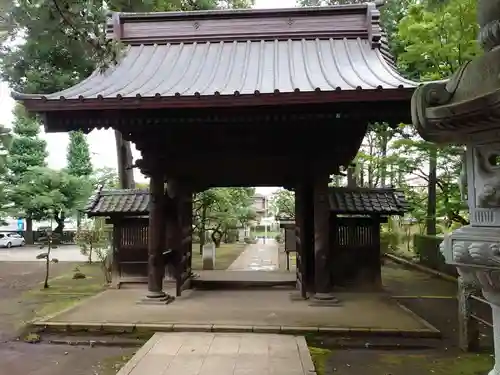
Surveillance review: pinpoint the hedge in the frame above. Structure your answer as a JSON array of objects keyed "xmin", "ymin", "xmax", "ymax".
[{"xmin": 413, "ymin": 234, "xmax": 457, "ymax": 277}]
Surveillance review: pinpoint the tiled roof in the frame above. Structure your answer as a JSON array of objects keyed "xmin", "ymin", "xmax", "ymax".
[
  {"xmin": 14, "ymin": 38, "xmax": 415, "ymax": 102},
  {"xmin": 328, "ymin": 187, "xmax": 408, "ymax": 215},
  {"xmin": 86, "ymin": 188, "xmax": 149, "ymax": 216}
]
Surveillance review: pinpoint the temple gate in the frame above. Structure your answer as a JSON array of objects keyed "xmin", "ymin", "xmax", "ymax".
[{"xmin": 13, "ymin": 3, "xmax": 417, "ymax": 303}]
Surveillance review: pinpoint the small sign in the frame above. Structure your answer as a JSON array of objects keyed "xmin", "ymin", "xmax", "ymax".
[{"xmin": 17, "ymin": 218, "xmax": 24, "ymax": 231}]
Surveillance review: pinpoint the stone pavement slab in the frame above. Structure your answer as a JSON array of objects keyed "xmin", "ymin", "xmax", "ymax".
[
  {"xmin": 117, "ymin": 332, "xmax": 312, "ymax": 375},
  {"xmin": 228, "ymin": 240, "xmax": 279, "ymax": 271},
  {"xmin": 42, "ymin": 288, "xmax": 435, "ymax": 333}
]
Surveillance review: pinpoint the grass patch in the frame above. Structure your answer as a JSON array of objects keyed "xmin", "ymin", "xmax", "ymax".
[
  {"xmin": 308, "ymin": 346, "xmax": 332, "ymax": 375},
  {"xmin": 377, "ymin": 352, "xmax": 493, "ymax": 374},
  {"xmin": 191, "ymin": 243, "xmax": 246, "ymax": 270},
  {"xmin": 23, "ymin": 262, "xmax": 106, "ymax": 320}
]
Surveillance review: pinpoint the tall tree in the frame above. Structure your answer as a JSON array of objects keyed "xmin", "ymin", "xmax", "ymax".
[
  {"xmin": 14, "ymin": 166, "xmax": 92, "ymax": 234},
  {"xmin": 67, "ymin": 130, "xmax": 93, "ymax": 228},
  {"xmin": 6, "ymin": 104, "xmax": 48, "ymax": 243},
  {"xmin": 396, "ymin": 0, "xmax": 479, "ymax": 234},
  {"xmin": 67, "ymin": 131, "xmax": 92, "ymax": 177},
  {"xmin": 270, "ymin": 189, "xmax": 295, "ymax": 220}
]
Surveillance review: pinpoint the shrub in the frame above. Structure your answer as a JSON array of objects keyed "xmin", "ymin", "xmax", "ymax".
[
  {"xmin": 275, "ymin": 234, "xmax": 282, "ymax": 243},
  {"xmin": 380, "ymin": 230, "xmax": 400, "ymax": 254},
  {"xmin": 413, "ymin": 234, "xmax": 457, "ymax": 276}
]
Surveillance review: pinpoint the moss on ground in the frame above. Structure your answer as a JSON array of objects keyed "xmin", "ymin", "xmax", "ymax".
[
  {"xmin": 377, "ymin": 352, "xmax": 494, "ymax": 374},
  {"xmin": 22, "ymin": 263, "xmax": 106, "ymax": 321},
  {"xmin": 309, "ymin": 346, "xmax": 332, "ymax": 375},
  {"xmin": 191, "ymin": 243, "xmax": 247, "ymax": 270}
]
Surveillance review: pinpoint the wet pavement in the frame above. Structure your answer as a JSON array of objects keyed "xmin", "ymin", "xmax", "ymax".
[{"xmin": 228, "ymin": 239, "xmax": 279, "ymax": 271}]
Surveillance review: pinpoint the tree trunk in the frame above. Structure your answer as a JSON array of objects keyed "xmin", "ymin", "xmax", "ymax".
[
  {"xmin": 76, "ymin": 211, "xmax": 81, "ymax": 230},
  {"xmin": 368, "ymin": 143, "xmax": 374, "ymax": 187},
  {"xmin": 54, "ymin": 213, "xmax": 65, "ymax": 235},
  {"xmin": 211, "ymin": 229, "xmax": 222, "ymax": 248},
  {"xmin": 359, "ymin": 162, "xmax": 364, "ymax": 186},
  {"xmin": 199, "ymin": 204, "xmax": 207, "ymax": 255},
  {"xmin": 115, "ymin": 130, "xmax": 135, "ymax": 189},
  {"xmin": 347, "ymin": 165, "xmax": 356, "ymax": 187},
  {"xmin": 379, "ymin": 132, "xmax": 388, "ymax": 188},
  {"xmin": 44, "ymin": 246, "xmax": 51, "ymax": 289},
  {"xmin": 426, "ymin": 146, "xmax": 438, "ymax": 236},
  {"xmin": 25, "ymin": 217, "xmax": 34, "ymax": 244}
]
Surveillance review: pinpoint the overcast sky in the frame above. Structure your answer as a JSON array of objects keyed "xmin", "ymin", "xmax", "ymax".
[{"xmin": 0, "ymin": 0, "xmax": 299, "ymax": 194}]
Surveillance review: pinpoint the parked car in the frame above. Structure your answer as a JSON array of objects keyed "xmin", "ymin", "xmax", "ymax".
[{"xmin": 0, "ymin": 232, "xmax": 25, "ymax": 248}]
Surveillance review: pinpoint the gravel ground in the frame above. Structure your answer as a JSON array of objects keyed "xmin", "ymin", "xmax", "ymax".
[{"xmin": 0, "ymin": 261, "xmax": 130, "ymax": 375}]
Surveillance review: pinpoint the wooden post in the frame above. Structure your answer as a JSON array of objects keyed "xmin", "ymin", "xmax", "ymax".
[
  {"xmin": 164, "ymin": 193, "xmax": 177, "ymax": 283},
  {"xmin": 111, "ymin": 221, "xmax": 120, "ymax": 288},
  {"xmin": 313, "ymin": 173, "xmax": 336, "ymax": 301},
  {"xmin": 177, "ymin": 190, "xmax": 193, "ymax": 296},
  {"xmin": 294, "ymin": 184, "xmax": 307, "ymax": 298},
  {"xmin": 371, "ymin": 217, "xmax": 382, "ymax": 288},
  {"xmin": 146, "ymin": 169, "xmax": 166, "ymax": 299}
]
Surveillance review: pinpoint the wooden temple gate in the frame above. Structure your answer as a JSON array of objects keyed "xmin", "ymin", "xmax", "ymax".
[{"xmin": 15, "ymin": 4, "xmax": 416, "ymax": 301}]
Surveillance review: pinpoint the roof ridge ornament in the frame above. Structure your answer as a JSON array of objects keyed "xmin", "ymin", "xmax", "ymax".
[{"xmin": 366, "ymin": 3, "xmax": 382, "ymax": 49}]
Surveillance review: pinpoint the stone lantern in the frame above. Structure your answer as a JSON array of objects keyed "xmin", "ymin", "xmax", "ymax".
[{"xmin": 412, "ymin": 1, "xmax": 500, "ymax": 373}]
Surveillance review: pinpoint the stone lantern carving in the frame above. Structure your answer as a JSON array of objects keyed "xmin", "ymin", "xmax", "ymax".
[{"xmin": 411, "ymin": 1, "xmax": 500, "ymax": 373}]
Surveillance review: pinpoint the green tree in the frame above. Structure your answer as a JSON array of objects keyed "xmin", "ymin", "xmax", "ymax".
[
  {"xmin": 270, "ymin": 189, "xmax": 295, "ymax": 220},
  {"xmin": 14, "ymin": 166, "xmax": 92, "ymax": 235},
  {"xmin": 6, "ymin": 104, "xmax": 48, "ymax": 243},
  {"xmin": 67, "ymin": 130, "xmax": 93, "ymax": 228},
  {"xmin": 395, "ymin": 0, "xmax": 479, "ymax": 234},
  {"xmin": 67, "ymin": 131, "xmax": 92, "ymax": 177},
  {"xmin": 193, "ymin": 187, "xmax": 256, "ymax": 249}
]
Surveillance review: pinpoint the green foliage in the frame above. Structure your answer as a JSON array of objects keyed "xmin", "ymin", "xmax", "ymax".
[
  {"xmin": 92, "ymin": 167, "xmax": 120, "ymax": 189},
  {"xmin": 0, "ymin": 0, "xmax": 255, "ymax": 91},
  {"xmin": 6, "ymin": 104, "xmax": 49, "ymax": 225},
  {"xmin": 413, "ymin": 234, "xmax": 457, "ymax": 275},
  {"xmin": 193, "ymin": 187, "xmax": 256, "ymax": 246},
  {"xmin": 75, "ymin": 218, "xmax": 109, "ymax": 264},
  {"xmin": 6, "ymin": 105, "xmax": 47, "ymax": 183},
  {"xmin": 67, "ymin": 131, "xmax": 92, "ymax": 177},
  {"xmin": 397, "ymin": 0, "xmax": 480, "ymax": 80},
  {"xmin": 270, "ymin": 189, "xmax": 295, "ymax": 219},
  {"xmin": 13, "ymin": 166, "xmax": 92, "ymax": 224}
]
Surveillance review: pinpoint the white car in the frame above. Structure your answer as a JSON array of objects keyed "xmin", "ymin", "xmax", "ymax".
[{"xmin": 0, "ymin": 233, "xmax": 25, "ymax": 248}]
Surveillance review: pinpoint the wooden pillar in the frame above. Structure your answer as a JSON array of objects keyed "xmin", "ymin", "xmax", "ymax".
[
  {"xmin": 164, "ymin": 194, "xmax": 177, "ymax": 283},
  {"xmin": 146, "ymin": 169, "xmax": 166, "ymax": 298},
  {"xmin": 176, "ymin": 190, "xmax": 193, "ymax": 296},
  {"xmin": 371, "ymin": 218, "xmax": 382, "ymax": 287},
  {"xmin": 313, "ymin": 173, "xmax": 335, "ymax": 301},
  {"xmin": 111, "ymin": 221, "xmax": 120, "ymax": 288},
  {"xmin": 295, "ymin": 185, "xmax": 306, "ymax": 298}
]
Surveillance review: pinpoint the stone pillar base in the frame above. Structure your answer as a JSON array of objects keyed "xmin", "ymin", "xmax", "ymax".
[
  {"xmin": 309, "ymin": 292, "xmax": 340, "ymax": 306},
  {"xmin": 146, "ymin": 290, "xmax": 166, "ymax": 299},
  {"xmin": 137, "ymin": 294, "xmax": 175, "ymax": 305}
]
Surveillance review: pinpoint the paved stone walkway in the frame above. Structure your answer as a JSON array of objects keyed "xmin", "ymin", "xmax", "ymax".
[
  {"xmin": 117, "ymin": 332, "xmax": 313, "ymax": 375},
  {"xmin": 228, "ymin": 240, "xmax": 279, "ymax": 271}
]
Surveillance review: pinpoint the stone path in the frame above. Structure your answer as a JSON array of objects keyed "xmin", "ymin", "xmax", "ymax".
[
  {"xmin": 117, "ymin": 332, "xmax": 313, "ymax": 375},
  {"xmin": 228, "ymin": 240, "xmax": 279, "ymax": 271}
]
